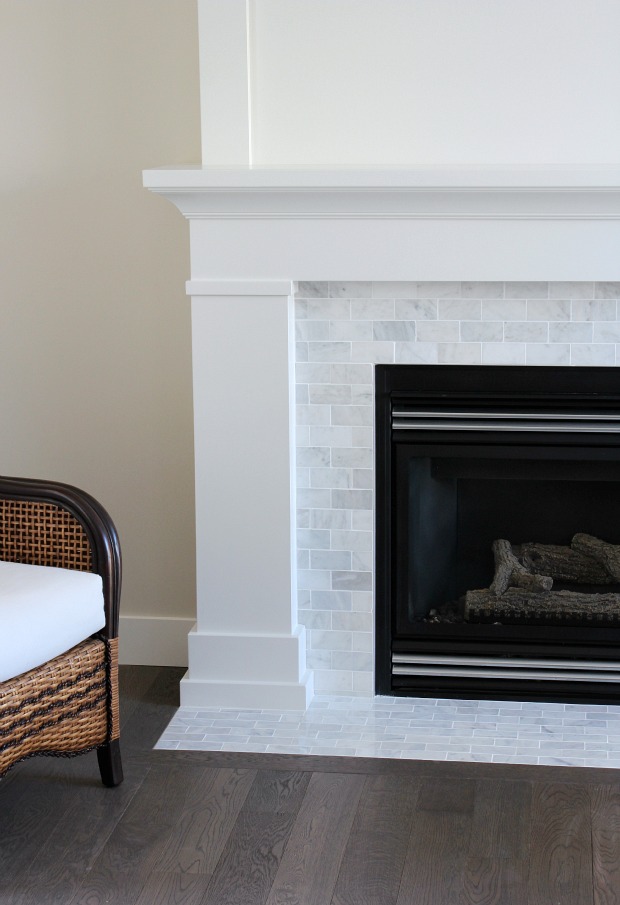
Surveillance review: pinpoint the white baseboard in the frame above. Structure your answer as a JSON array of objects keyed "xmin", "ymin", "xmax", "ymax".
[{"xmin": 119, "ymin": 615, "xmax": 195, "ymax": 667}]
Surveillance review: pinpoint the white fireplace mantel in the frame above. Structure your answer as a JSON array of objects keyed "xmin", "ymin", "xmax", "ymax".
[{"xmin": 143, "ymin": 164, "xmax": 620, "ymax": 709}]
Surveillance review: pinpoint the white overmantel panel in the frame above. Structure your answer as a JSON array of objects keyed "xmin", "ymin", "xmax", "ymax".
[{"xmin": 198, "ymin": 1, "xmax": 620, "ymax": 168}]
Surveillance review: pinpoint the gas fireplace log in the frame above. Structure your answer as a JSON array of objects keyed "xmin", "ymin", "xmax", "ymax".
[
  {"xmin": 465, "ymin": 587, "xmax": 620, "ymax": 625},
  {"xmin": 571, "ymin": 533, "xmax": 620, "ymax": 582},
  {"xmin": 489, "ymin": 539, "xmax": 553, "ymax": 595},
  {"xmin": 519, "ymin": 542, "xmax": 614, "ymax": 584}
]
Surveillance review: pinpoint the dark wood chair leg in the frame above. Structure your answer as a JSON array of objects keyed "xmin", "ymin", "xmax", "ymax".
[{"xmin": 97, "ymin": 739, "xmax": 123, "ymax": 787}]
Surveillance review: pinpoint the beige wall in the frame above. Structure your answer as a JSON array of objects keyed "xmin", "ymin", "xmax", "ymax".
[{"xmin": 0, "ymin": 1, "xmax": 201, "ymax": 655}]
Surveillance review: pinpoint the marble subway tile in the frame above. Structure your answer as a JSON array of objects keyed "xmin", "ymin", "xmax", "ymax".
[
  {"xmin": 550, "ymin": 281, "xmax": 594, "ymax": 299},
  {"xmin": 308, "ymin": 384, "xmax": 352, "ymax": 404},
  {"xmin": 525, "ymin": 343, "xmax": 571, "ymax": 365},
  {"xmin": 394, "ymin": 341, "xmax": 439, "ymax": 363},
  {"xmin": 297, "ymin": 528, "xmax": 331, "ymax": 550},
  {"xmin": 351, "ymin": 341, "xmax": 395, "ymax": 363},
  {"xmin": 332, "ymin": 570, "xmax": 373, "ymax": 592},
  {"xmin": 330, "ymin": 320, "xmax": 373, "ymax": 341},
  {"xmin": 415, "ymin": 281, "xmax": 461, "ymax": 298},
  {"xmin": 373, "ymin": 321, "xmax": 417, "ymax": 341},
  {"xmin": 296, "ymin": 320, "xmax": 330, "ymax": 341},
  {"xmin": 350, "ymin": 298, "xmax": 395, "ymax": 319},
  {"xmin": 481, "ymin": 342, "xmax": 526, "ymax": 365},
  {"xmin": 548, "ymin": 322, "xmax": 593, "ymax": 343},
  {"xmin": 311, "ymin": 590, "xmax": 353, "ymax": 610},
  {"xmin": 332, "ymin": 488, "xmax": 373, "ymax": 510},
  {"xmin": 329, "ymin": 281, "xmax": 373, "ymax": 298},
  {"xmin": 438, "ymin": 299, "xmax": 482, "ymax": 320},
  {"xmin": 437, "ymin": 343, "xmax": 481, "ymax": 364},
  {"xmin": 303, "ymin": 299, "xmax": 351, "ymax": 320},
  {"xmin": 298, "ymin": 609, "xmax": 333, "ymax": 630},
  {"xmin": 331, "ymin": 446, "xmax": 373, "ymax": 468},
  {"xmin": 296, "ymin": 362, "xmax": 332, "ymax": 383},
  {"xmin": 308, "ymin": 341, "xmax": 351, "ymax": 362},
  {"xmin": 297, "ymin": 281, "xmax": 329, "ymax": 298},
  {"xmin": 310, "ymin": 508, "xmax": 351, "ymax": 530},
  {"xmin": 527, "ymin": 299, "xmax": 570, "ymax": 321},
  {"xmin": 416, "ymin": 320, "xmax": 460, "ymax": 342},
  {"xmin": 593, "ymin": 322, "xmax": 620, "ymax": 342},
  {"xmin": 460, "ymin": 321, "xmax": 503, "ymax": 342},
  {"xmin": 572, "ymin": 299, "xmax": 617, "ymax": 321},
  {"xmin": 330, "ymin": 362, "xmax": 374, "ymax": 383},
  {"xmin": 595, "ymin": 282, "xmax": 620, "ymax": 299},
  {"xmin": 372, "ymin": 281, "xmax": 417, "ymax": 297},
  {"xmin": 310, "ymin": 630, "xmax": 353, "ymax": 651},
  {"xmin": 504, "ymin": 321, "xmax": 549, "ymax": 343},
  {"xmin": 481, "ymin": 299, "xmax": 527, "ymax": 321},
  {"xmin": 570, "ymin": 344, "xmax": 615, "ymax": 366},
  {"xmin": 462, "ymin": 281, "xmax": 504, "ymax": 299},
  {"xmin": 505, "ymin": 281, "xmax": 549, "ymax": 299},
  {"xmin": 297, "ymin": 447, "xmax": 330, "ymax": 467},
  {"xmin": 395, "ymin": 298, "xmax": 438, "ymax": 320},
  {"xmin": 330, "ymin": 405, "xmax": 373, "ymax": 426},
  {"xmin": 311, "ymin": 550, "xmax": 352, "ymax": 571},
  {"xmin": 330, "ymin": 529, "xmax": 373, "ymax": 552},
  {"xmin": 309, "ymin": 466, "xmax": 351, "ymax": 491}
]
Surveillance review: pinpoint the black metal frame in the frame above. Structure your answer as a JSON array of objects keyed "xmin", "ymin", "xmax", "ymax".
[{"xmin": 375, "ymin": 364, "xmax": 620, "ymax": 702}]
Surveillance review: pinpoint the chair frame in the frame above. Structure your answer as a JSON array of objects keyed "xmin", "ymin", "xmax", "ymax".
[{"xmin": 0, "ymin": 475, "xmax": 123, "ymax": 786}]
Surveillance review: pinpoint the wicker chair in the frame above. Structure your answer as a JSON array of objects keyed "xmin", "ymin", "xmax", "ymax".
[{"xmin": 0, "ymin": 475, "xmax": 123, "ymax": 786}]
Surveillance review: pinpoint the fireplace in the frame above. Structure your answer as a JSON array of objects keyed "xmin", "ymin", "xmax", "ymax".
[
  {"xmin": 143, "ymin": 164, "xmax": 620, "ymax": 709},
  {"xmin": 376, "ymin": 364, "xmax": 620, "ymax": 702}
]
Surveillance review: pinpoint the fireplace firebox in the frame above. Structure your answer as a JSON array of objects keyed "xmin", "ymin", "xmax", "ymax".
[{"xmin": 375, "ymin": 364, "xmax": 620, "ymax": 702}]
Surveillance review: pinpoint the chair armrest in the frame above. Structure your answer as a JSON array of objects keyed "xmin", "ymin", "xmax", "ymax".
[{"xmin": 0, "ymin": 475, "xmax": 121, "ymax": 639}]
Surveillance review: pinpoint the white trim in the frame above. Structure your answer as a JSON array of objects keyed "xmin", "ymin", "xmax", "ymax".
[
  {"xmin": 144, "ymin": 168, "xmax": 620, "ymax": 223},
  {"xmin": 143, "ymin": 165, "xmax": 620, "ymax": 189},
  {"xmin": 197, "ymin": 1, "xmax": 251, "ymax": 165},
  {"xmin": 186, "ymin": 279, "xmax": 294, "ymax": 296},
  {"xmin": 118, "ymin": 616, "xmax": 195, "ymax": 667}
]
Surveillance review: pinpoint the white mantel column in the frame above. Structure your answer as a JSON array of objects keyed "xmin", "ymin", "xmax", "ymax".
[{"xmin": 182, "ymin": 280, "xmax": 313, "ymax": 709}]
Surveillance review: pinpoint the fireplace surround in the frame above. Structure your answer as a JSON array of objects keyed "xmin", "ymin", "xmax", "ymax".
[
  {"xmin": 143, "ymin": 165, "xmax": 620, "ymax": 709},
  {"xmin": 375, "ymin": 363, "xmax": 620, "ymax": 702}
]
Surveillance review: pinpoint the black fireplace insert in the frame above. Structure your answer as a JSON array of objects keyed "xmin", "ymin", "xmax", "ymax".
[{"xmin": 375, "ymin": 364, "xmax": 620, "ymax": 702}]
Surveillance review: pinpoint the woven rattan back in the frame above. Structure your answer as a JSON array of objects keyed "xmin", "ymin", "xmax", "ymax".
[{"xmin": 0, "ymin": 498, "xmax": 93, "ymax": 571}]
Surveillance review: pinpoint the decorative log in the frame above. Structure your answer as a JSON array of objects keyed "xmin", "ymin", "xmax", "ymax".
[
  {"xmin": 489, "ymin": 538, "xmax": 553, "ymax": 596},
  {"xmin": 519, "ymin": 542, "xmax": 614, "ymax": 584},
  {"xmin": 571, "ymin": 533, "xmax": 620, "ymax": 582},
  {"xmin": 465, "ymin": 587, "xmax": 620, "ymax": 625}
]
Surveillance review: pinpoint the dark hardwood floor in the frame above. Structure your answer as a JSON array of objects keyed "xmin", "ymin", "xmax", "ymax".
[{"xmin": 2, "ymin": 665, "xmax": 620, "ymax": 904}]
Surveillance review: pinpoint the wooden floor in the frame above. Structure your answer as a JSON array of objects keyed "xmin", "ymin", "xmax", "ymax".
[{"xmin": 2, "ymin": 667, "xmax": 620, "ymax": 904}]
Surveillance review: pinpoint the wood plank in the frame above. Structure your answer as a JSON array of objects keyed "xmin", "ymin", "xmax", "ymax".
[
  {"xmin": 461, "ymin": 779, "xmax": 531, "ymax": 905},
  {"xmin": 1, "ymin": 759, "xmax": 148, "ymax": 905},
  {"xmin": 69, "ymin": 764, "xmax": 210, "ymax": 905},
  {"xmin": 331, "ymin": 774, "xmax": 420, "ymax": 905},
  {"xmin": 527, "ymin": 782, "xmax": 594, "ymax": 905},
  {"xmin": 155, "ymin": 767, "xmax": 256, "ymax": 874},
  {"xmin": 264, "ymin": 771, "xmax": 366, "ymax": 905},
  {"xmin": 395, "ymin": 777, "xmax": 475, "ymax": 905},
  {"xmin": 590, "ymin": 783, "xmax": 620, "ymax": 905},
  {"xmin": 135, "ymin": 872, "xmax": 213, "ymax": 905},
  {"xmin": 201, "ymin": 769, "xmax": 311, "ymax": 905}
]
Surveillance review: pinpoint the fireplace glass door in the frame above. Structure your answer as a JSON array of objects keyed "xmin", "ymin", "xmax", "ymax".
[{"xmin": 375, "ymin": 364, "xmax": 620, "ymax": 702}]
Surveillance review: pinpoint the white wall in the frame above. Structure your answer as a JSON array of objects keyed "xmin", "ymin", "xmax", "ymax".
[
  {"xmin": 201, "ymin": 0, "xmax": 620, "ymax": 166},
  {"xmin": 0, "ymin": 0, "xmax": 201, "ymax": 663}
]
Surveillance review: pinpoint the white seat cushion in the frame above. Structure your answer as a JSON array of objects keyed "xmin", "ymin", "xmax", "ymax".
[{"xmin": 0, "ymin": 559, "xmax": 105, "ymax": 683}]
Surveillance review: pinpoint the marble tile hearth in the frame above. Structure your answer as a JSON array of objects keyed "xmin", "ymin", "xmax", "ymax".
[{"xmin": 157, "ymin": 695, "xmax": 620, "ymax": 769}]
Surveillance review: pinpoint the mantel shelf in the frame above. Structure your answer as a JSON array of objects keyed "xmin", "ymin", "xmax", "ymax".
[{"xmin": 144, "ymin": 165, "xmax": 620, "ymax": 191}]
